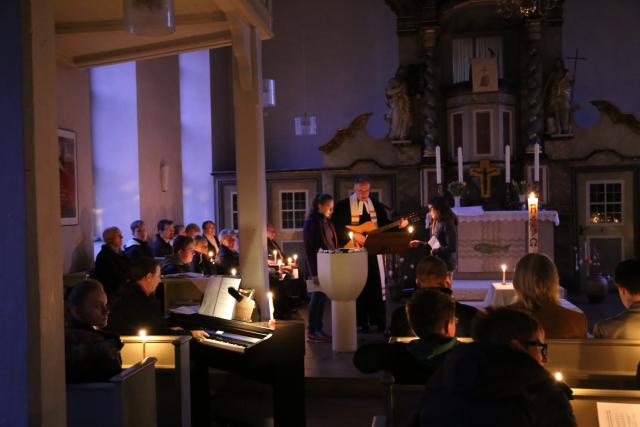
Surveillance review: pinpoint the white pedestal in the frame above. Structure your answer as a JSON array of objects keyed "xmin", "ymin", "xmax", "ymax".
[
  {"xmin": 331, "ymin": 300, "xmax": 358, "ymax": 352},
  {"xmin": 317, "ymin": 251, "xmax": 368, "ymax": 353}
]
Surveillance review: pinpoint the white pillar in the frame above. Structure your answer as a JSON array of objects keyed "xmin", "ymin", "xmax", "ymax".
[{"xmin": 231, "ymin": 27, "xmax": 270, "ymax": 318}]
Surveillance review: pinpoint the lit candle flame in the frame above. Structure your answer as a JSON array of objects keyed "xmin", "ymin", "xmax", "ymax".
[
  {"xmin": 408, "ymin": 225, "xmax": 414, "ymax": 234},
  {"xmin": 554, "ymin": 372, "xmax": 563, "ymax": 382},
  {"xmin": 208, "ymin": 251, "xmax": 214, "ymax": 258},
  {"xmin": 348, "ymin": 231, "xmax": 354, "ymax": 239},
  {"xmin": 138, "ymin": 329, "xmax": 147, "ymax": 338},
  {"xmin": 230, "ymin": 268, "xmax": 237, "ymax": 276},
  {"xmin": 501, "ymin": 264, "xmax": 507, "ymax": 273},
  {"xmin": 293, "ymin": 254, "xmax": 298, "ymax": 261},
  {"xmin": 287, "ymin": 257, "xmax": 293, "ymax": 265},
  {"xmin": 272, "ymin": 250, "xmax": 278, "ymax": 259}
]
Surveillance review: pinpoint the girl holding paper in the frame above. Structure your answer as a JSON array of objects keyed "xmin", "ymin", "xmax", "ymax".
[{"xmin": 410, "ymin": 196, "xmax": 458, "ymax": 274}]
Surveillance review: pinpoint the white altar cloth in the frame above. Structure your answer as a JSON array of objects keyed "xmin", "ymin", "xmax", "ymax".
[
  {"xmin": 453, "ymin": 206, "xmax": 560, "ymax": 226},
  {"xmin": 452, "ymin": 280, "xmax": 566, "ymax": 302}
]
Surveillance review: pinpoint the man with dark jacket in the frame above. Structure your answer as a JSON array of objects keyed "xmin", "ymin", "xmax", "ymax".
[
  {"xmin": 267, "ymin": 224, "xmax": 286, "ymax": 261},
  {"xmin": 387, "ymin": 256, "xmax": 480, "ymax": 337},
  {"xmin": 354, "ymin": 289, "xmax": 458, "ymax": 384},
  {"xmin": 93, "ymin": 227, "xmax": 130, "ymax": 297},
  {"xmin": 151, "ymin": 219, "xmax": 174, "ymax": 258},
  {"xmin": 124, "ymin": 219, "xmax": 153, "ymax": 260},
  {"xmin": 161, "ymin": 235, "xmax": 196, "ymax": 275},
  {"xmin": 215, "ymin": 229, "xmax": 240, "ymax": 275},
  {"xmin": 418, "ymin": 307, "xmax": 576, "ymax": 427}
]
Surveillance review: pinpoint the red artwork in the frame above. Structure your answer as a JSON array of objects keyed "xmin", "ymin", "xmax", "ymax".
[{"xmin": 59, "ymin": 129, "xmax": 78, "ymax": 225}]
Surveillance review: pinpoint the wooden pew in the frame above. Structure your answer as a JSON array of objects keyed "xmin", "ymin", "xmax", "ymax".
[
  {"xmin": 121, "ymin": 336, "xmax": 192, "ymax": 427},
  {"xmin": 571, "ymin": 388, "xmax": 640, "ymax": 427},
  {"xmin": 67, "ymin": 357, "xmax": 157, "ymax": 427}
]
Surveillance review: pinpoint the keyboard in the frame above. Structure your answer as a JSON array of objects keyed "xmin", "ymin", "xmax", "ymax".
[{"xmin": 199, "ymin": 336, "xmax": 246, "ymax": 353}]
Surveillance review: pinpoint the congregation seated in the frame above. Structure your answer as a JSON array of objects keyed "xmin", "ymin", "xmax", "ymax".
[
  {"xmin": 123, "ymin": 219, "xmax": 153, "ymax": 261},
  {"xmin": 215, "ymin": 228, "xmax": 239, "ymax": 275},
  {"xmin": 594, "ymin": 258, "xmax": 640, "ymax": 339},
  {"xmin": 161, "ymin": 235, "xmax": 195, "ymax": 275},
  {"xmin": 387, "ymin": 256, "xmax": 480, "ymax": 337},
  {"xmin": 185, "ymin": 223, "xmax": 201, "ymax": 238},
  {"xmin": 354, "ymin": 289, "xmax": 458, "ymax": 384},
  {"xmin": 151, "ymin": 218, "xmax": 174, "ymax": 258},
  {"xmin": 202, "ymin": 220, "xmax": 221, "ymax": 258},
  {"xmin": 509, "ymin": 253, "xmax": 587, "ymax": 338},
  {"xmin": 418, "ymin": 307, "xmax": 576, "ymax": 427},
  {"xmin": 93, "ymin": 226, "xmax": 129, "ymax": 297},
  {"xmin": 65, "ymin": 280, "xmax": 122, "ymax": 383},
  {"xmin": 192, "ymin": 235, "xmax": 217, "ymax": 275}
]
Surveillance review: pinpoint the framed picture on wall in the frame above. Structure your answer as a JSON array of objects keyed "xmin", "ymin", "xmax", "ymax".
[{"xmin": 58, "ymin": 128, "xmax": 78, "ymax": 226}]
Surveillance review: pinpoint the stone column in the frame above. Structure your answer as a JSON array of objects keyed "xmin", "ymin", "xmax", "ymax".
[
  {"xmin": 1, "ymin": 0, "xmax": 66, "ymax": 424},
  {"xmin": 421, "ymin": 26, "xmax": 440, "ymax": 159},
  {"xmin": 524, "ymin": 19, "xmax": 544, "ymax": 151},
  {"xmin": 230, "ymin": 27, "xmax": 270, "ymax": 318}
]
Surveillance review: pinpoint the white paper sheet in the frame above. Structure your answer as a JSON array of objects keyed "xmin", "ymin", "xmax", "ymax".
[
  {"xmin": 427, "ymin": 235, "xmax": 441, "ymax": 250},
  {"xmin": 597, "ymin": 402, "xmax": 640, "ymax": 427}
]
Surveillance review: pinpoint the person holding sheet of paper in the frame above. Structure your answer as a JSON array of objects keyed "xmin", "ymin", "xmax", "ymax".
[{"xmin": 410, "ymin": 196, "xmax": 458, "ymax": 274}]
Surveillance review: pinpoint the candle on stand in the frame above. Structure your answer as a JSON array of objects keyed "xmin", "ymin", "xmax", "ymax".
[
  {"xmin": 230, "ymin": 268, "xmax": 237, "ymax": 276},
  {"xmin": 348, "ymin": 231, "xmax": 354, "ymax": 247},
  {"xmin": 534, "ymin": 143, "xmax": 540, "ymax": 182},
  {"xmin": 501, "ymin": 264, "xmax": 507, "ymax": 286},
  {"xmin": 267, "ymin": 291, "xmax": 275, "ymax": 325},
  {"xmin": 138, "ymin": 329, "xmax": 147, "ymax": 360},
  {"xmin": 528, "ymin": 192, "xmax": 539, "ymax": 253},
  {"xmin": 505, "ymin": 145, "xmax": 511, "ymax": 183},
  {"xmin": 435, "ymin": 146, "xmax": 442, "ymax": 184},
  {"xmin": 457, "ymin": 147, "xmax": 463, "ymax": 183}
]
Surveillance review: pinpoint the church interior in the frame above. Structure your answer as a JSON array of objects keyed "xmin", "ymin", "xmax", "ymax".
[{"xmin": 4, "ymin": 0, "xmax": 640, "ymax": 426}]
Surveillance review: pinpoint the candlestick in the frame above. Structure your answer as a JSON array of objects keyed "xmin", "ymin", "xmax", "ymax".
[
  {"xmin": 348, "ymin": 231, "xmax": 354, "ymax": 247},
  {"xmin": 435, "ymin": 146, "xmax": 442, "ymax": 184},
  {"xmin": 230, "ymin": 268, "xmax": 237, "ymax": 276},
  {"xmin": 267, "ymin": 291, "xmax": 275, "ymax": 321},
  {"xmin": 138, "ymin": 329, "xmax": 147, "ymax": 360},
  {"xmin": 505, "ymin": 145, "xmax": 511, "ymax": 183},
  {"xmin": 457, "ymin": 146, "xmax": 463, "ymax": 183},
  {"xmin": 528, "ymin": 192, "xmax": 539, "ymax": 253},
  {"xmin": 501, "ymin": 264, "xmax": 507, "ymax": 286},
  {"xmin": 534, "ymin": 143, "xmax": 540, "ymax": 182}
]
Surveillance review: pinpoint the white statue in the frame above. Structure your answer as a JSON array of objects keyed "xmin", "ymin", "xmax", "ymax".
[
  {"xmin": 384, "ymin": 77, "xmax": 411, "ymax": 141},
  {"xmin": 544, "ymin": 58, "xmax": 574, "ymax": 135}
]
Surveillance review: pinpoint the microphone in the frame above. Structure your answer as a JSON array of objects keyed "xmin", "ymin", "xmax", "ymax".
[{"xmin": 228, "ymin": 287, "xmax": 244, "ymax": 302}]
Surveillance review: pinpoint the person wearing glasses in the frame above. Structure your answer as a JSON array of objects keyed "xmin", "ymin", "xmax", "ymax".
[
  {"xmin": 417, "ymin": 307, "xmax": 576, "ymax": 427},
  {"xmin": 215, "ymin": 229, "xmax": 240, "ymax": 275},
  {"xmin": 509, "ymin": 253, "xmax": 587, "ymax": 338},
  {"xmin": 161, "ymin": 235, "xmax": 196, "ymax": 275}
]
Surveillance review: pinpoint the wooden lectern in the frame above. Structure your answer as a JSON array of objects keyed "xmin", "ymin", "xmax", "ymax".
[{"xmin": 364, "ymin": 232, "xmax": 412, "ymax": 255}]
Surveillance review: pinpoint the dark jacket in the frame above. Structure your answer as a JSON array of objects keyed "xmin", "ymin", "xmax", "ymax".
[
  {"xmin": 509, "ymin": 301, "xmax": 588, "ymax": 339},
  {"xmin": 106, "ymin": 282, "xmax": 172, "ymax": 336},
  {"xmin": 93, "ymin": 245, "xmax": 130, "ymax": 297},
  {"xmin": 354, "ymin": 334, "xmax": 458, "ymax": 384},
  {"xmin": 418, "ymin": 342, "xmax": 576, "ymax": 427},
  {"xmin": 332, "ymin": 197, "xmax": 391, "ymax": 247},
  {"xmin": 161, "ymin": 255, "xmax": 194, "ymax": 275},
  {"xmin": 268, "ymin": 238, "xmax": 286, "ymax": 261},
  {"xmin": 65, "ymin": 318, "xmax": 122, "ymax": 383},
  {"xmin": 302, "ymin": 212, "xmax": 338, "ymax": 277},
  {"xmin": 192, "ymin": 252, "xmax": 217, "ymax": 276},
  {"xmin": 151, "ymin": 234, "xmax": 173, "ymax": 258},
  {"xmin": 215, "ymin": 245, "xmax": 239, "ymax": 275},
  {"xmin": 123, "ymin": 238, "xmax": 153, "ymax": 261},
  {"xmin": 429, "ymin": 217, "xmax": 457, "ymax": 271},
  {"xmin": 388, "ymin": 297, "xmax": 481, "ymax": 338},
  {"xmin": 594, "ymin": 301, "xmax": 640, "ymax": 339},
  {"xmin": 204, "ymin": 235, "xmax": 221, "ymax": 258}
]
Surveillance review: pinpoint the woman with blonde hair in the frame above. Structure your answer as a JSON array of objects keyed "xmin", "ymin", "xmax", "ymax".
[{"xmin": 510, "ymin": 253, "xmax": 587, "ymax": 338}]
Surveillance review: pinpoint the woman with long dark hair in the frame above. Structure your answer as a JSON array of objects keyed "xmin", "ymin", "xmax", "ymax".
[
  {"xmin": 411, "ymin": 196, "xmax": 458, "ymax": 273},
  {"xmin": 303, "ymin": 193, "xmax": 338, "ymax": 343}
]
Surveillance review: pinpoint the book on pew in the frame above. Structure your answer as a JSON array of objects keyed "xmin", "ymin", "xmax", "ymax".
[
  {"xmin": 198, "ymin": 276, "xmax": 242, "ymax": 320},
  {"xmin": 597, "ymin": 402, "xmax": 640, "ymax": 427}
]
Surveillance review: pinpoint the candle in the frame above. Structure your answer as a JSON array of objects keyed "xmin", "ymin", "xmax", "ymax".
[
  {"xmin": 505, "ymin": 145, "xmax": 511, "ymax": 183},
  {"xmin": 287, "ymin": 257, "xmax": 293, "ymax": 265},
  {"xmin": 138, "ymin": 329, "xmax": 147, "ymax": 360},
  {"xmin": 435, "ymin": 145, "xmax": 442, "ymax": 184},
  {"xmin": 348, "ymin": 231, "xmax": 354, "ymax": 247},
  {"xmin": 554, "ymin": 372, "xmax": 563, "ymax": 382},
  {"xmin": 528, "ymin": 192, "xmax": 539, "ymax": 253},
  {"xmin": 534, "ymin": 143, "xmax": 540, "ymax": 182},
  {"xmin": 457, "ymin": 146, "xmax": 463, "ymax": 183},
  {"xmin": 501, "ymin": 264, "xmax": 507, "ymax": 286},
  {"xmin": 408, "ymin": 225, "xmax": 414, "ymax": 234},
  {"xmin": 272, "ymin": 249, "xmax": 278, "ymax": 260},
  {"xmin": 230, "ymin": 268, "xmax": 237, "ymax": 276},
  {"xmin": 293, "ymin": 254, "xmax": 298, "ymax": 263},
  {"xmin": 267, "ymin": 291, "xmax": 275, "ymax": 321}
]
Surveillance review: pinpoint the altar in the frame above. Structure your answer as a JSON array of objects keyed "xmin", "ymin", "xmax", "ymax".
[{"xmin": 453, "ymin": 206, "xmax": 559, "ymax": 279}]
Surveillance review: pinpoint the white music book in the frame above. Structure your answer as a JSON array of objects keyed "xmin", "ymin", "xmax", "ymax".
[
  {"xmin": 597, "ymin": 401, "xmax": 640, "ymax": 427},
  {"xmin": 427, "ymin": 235, "xmax": 441, "ymax": 250},
  {"xmin": 198, "ymin": 276, "xmax": 242, "ymax": 320}
]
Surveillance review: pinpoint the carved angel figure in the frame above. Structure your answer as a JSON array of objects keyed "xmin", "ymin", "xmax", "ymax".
[
  {"xmin": 384, "ymin": 77, "xmax": 411, "ymax": 141},
  {"xmin": 544, "ymin": 58, "xmax": 574, "ymax": 135}
]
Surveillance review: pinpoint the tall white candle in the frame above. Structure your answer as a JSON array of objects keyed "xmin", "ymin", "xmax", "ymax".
[
  {"xmin": 528, "ymin": 192, "xmax": 539, "ymax": 253},
  {"xmin": 457, "ymin": 147, "xmax": 463, "ymax": 183},
  {"xmin": 267, "ymin": 291, "xmax": 275, "ymax": 321},
  {"xmin": 435, "ymin": 146, "xmax": 442, "ymax": 184},
  {"xmin": 501, "ymin": 264, "xmax": 507, "ymax": 286},
  {"xmin": 534, "ymin": 143, "xmax": 540, "ymax": 182},
  {"xmin": 505, "ymin": 145, "xmax": 511, "ymax": 183},
  {"xmin": 138, "ymin": 329, "xmax": 147, "ymax": 360},
  {"xmin": 348, "ymin": 231, "xmax": 354, "ymax": 248}
]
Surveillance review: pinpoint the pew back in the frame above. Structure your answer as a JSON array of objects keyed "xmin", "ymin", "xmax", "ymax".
[{"xmin": 546, "ymin": 338, "xmax": 640, "ymax": 378}]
